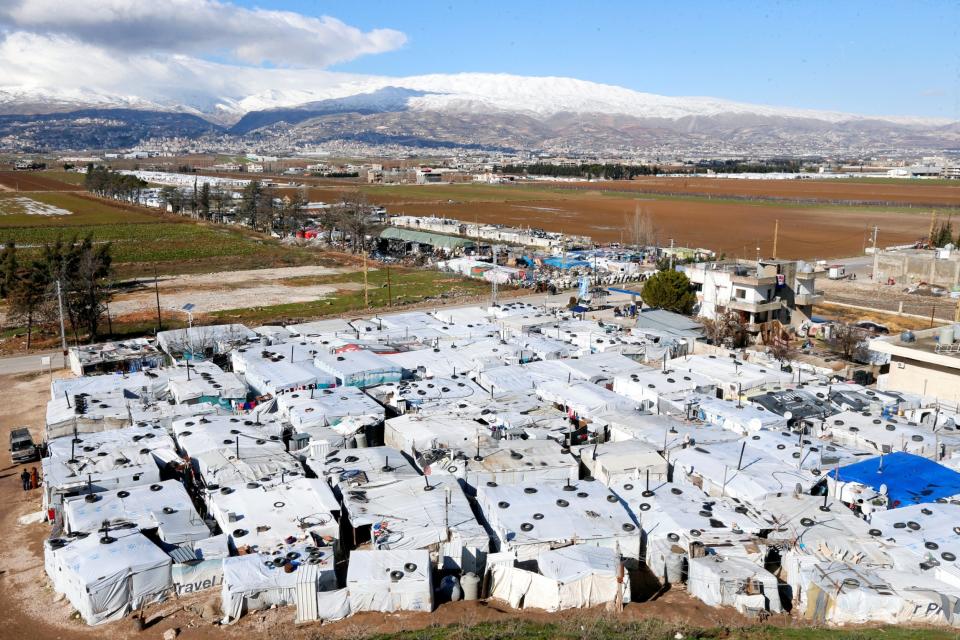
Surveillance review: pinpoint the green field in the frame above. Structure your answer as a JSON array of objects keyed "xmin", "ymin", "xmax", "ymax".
[
  {"xmin": 0, "ymin": 192, "xmax": 321, "ymax": 277},
  {"xmin": 211, "ymin": 268, "xmax": 492, "ymax": 325},
  {"xmin": 352, "ymin": 620, "xmax": 957, "ymax": 640}
]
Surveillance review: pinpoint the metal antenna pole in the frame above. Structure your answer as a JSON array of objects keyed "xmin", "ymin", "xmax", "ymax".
[{"xmin": 56, "ymin": 279, "xmax": 68, "ymax": 369}]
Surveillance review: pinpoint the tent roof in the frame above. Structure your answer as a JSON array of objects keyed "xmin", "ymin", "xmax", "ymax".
[{"xmin": 831, "ymin": 452, "xmax": 960, "ymax": 507}]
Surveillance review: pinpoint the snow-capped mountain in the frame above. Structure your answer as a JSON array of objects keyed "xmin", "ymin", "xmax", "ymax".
[{"xmin": 1, "ymin": 72, "xmax": 956, "ymax": 153}]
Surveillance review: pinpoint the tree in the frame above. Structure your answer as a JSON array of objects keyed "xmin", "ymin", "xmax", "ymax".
[
  {"xmin": 768, "ymin": 334, "xmax": 797, "ymax": 366},
  {"xmin": 699, "ymin": 310, "xmax": 748, "ymax": 348},
  {"xmin": 199, "ymin": 182, "xmax": 211, "ymax": 220},
  {"xmin": 829, "ymin": 322, "xmax": 868, "ymax": 362},
  {"xmin": 332, "ymin": 192, "xmax": 381, "ymax": 253},
  {"xmin": 0, "ymin": 240, "xmax": 18, "ymax": 299},
  {"xmin": 7, "ymin": 262, "xmax": 53, "ymax": 349},
  {"xmin": 640, "ymin": 269, "xmax": 696, "ymax": 314},
  {"xmin": 624, "ymin": 204, "xmax": 656, "ymax": 250}
]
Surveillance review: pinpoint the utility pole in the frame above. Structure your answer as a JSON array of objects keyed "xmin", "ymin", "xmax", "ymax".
[
  {"xmin": 55, "ymin": 280, "xmax": 68, "ymax": 369},
  {"xmin": 363, "ymin": 250, "xmax": 369, "ymax": 308},
  {"xmin": 491, "ymin": 245, "xmax": 499, "ymax": 307},
  {"xmin": 153, "ymin": 266, "xmax": 163, "ymax": 332},
  {"xmin": 870, "ymin": 225, "xmax": 879, "ymax": 281},
  {"xmin": 386, "ymin": 266, "xmax": 392, "ymax": 307},
  {"xmin": 772, "ymin": 219, "xmax": 779, "ymax": 260},
  {"xmin": 928, "ymin": 210, "xmax": 937, "ymax": 245}
]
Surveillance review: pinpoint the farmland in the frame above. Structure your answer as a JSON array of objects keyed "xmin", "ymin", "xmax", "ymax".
[
  {"xmin": 0, "ymin": 188, "xmax": 319, "ymax": 278},
  {"xmin": 0, "ymin": 170, "xmax": 83, "ymax": 191},
  {"xmin": 532, "ymin": 176, "xmax": 960, "ymax": 207},
  {"xmin": 292, "ymin": 181, "xmax": 930, "ymax": 260}
]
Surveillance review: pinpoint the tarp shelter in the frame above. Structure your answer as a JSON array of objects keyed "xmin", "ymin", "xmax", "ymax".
[
  {"xmin": 157, "ymin": 324, "xmax": 256, "ymax": 357},
  {"xmin": 314, "ymin": 350, "xmax": 402, "ymax": 388},
  {"xmin": 341, "ymin": 475, "xmax": 489, "ymax": 572},
  {"xmin": 168, "ymin": 370, "xmax": 246, "ymax": 407},
  {"xmin": 830, "ymin": 452, "xmax": 960, "ymax": 508},
  {"xmin": 220, "ymin": 549, "xmax": 337, "ymax": 623},
  {"xmin": 45, "ymin": 531, "xmax": 172, "ymax": 625},
  {"xmin": 63, "ymin": 479, "xmax": 209, "ymax": 544},
  {"xmin": 687, "ymin": 555, "xmax": 782, "ymax": 614},
  {"xmin": 869, "ymin": 503, "xmax": 960, "ymax": 586},
  {"xmin": 476, "ymin": 481, "xmax": 641, "ymax": 562},
  {"xmin": 346, "ymin": 550, "xmax": 433, "ymax": 613},
  {"xmin": 825, "ymin": 410, "xmax": 960, "ymax": 459},
  {"xmin": 573, "ymin": 440, "xmax": 667, "ymax": 487},
  {"xmin": 207, "ymin": 477, "xmax": 340, "ymax": 550},
  {"xmin": 307, "ymin": 446, "xmax": 420, "ymax": 492},
  {"xmin": 277, "ymin": 385, "xmax": 384, "ymax": 428},
  {"xmin": 489, "ymin": 546, "xmax": 629, "ymax": 611},
  {"xmin": 380, "ymin": 226, "xmax": 475, "ymax": 252}
]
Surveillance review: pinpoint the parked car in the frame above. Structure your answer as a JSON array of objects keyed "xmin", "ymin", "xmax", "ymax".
[{"xmin": 9, "ymin": 427, "xmax": 37, "ymax": 464}]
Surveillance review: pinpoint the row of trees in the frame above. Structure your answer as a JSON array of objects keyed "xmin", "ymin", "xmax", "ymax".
[
  {"xmin": 83, "ymin": 165, "xmax": 148, "ymax": 202},
  {"xmin": 0, "ymin": 237, "xmax": 113, "ymax": 346},
  {"xmin": 498, "ymin": 163, "xmax": 662, "ymax": 179}
]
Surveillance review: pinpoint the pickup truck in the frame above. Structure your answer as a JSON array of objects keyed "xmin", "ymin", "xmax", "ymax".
[{"xmin": 9, "ymin": 427, "xmax": 37, "ymax": 464}]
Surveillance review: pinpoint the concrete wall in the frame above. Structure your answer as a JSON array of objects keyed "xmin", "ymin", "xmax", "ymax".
[
  {"xmin": 875, "ymin": 252, "xmax": 960, "ymax": 286},
  {"xmin": 881, "ymin": 356, "xmax": 960, "ymax": 404}
]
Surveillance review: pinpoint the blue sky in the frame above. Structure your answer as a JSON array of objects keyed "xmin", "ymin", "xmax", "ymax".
[{"xmin": 242, "ymin": 1, "xmax": 959, "ymax": 118}]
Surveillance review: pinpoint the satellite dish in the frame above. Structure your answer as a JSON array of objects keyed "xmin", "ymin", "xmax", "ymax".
[
  {"xmin": 748, "ymin": 418, "xmax": 763, "ymax": 432},
  {"xmin": 784, "ymin": 411, "xmax": 794, "ymax": 421},
  {"xmin": 879, "ymin": 483, "xmax": 888, "ymax": 496}
]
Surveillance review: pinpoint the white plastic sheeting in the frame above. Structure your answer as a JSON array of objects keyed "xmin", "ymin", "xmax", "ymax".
[
  {"xmin": 314, "ymin": 350, "xmax": 402, "ymax": 388},
  {"xmin": 221, "ymin": 550, "xmax": 336, "ymax": 623},
  {"xmin": 476, "ymin": 481, "xmax": 640, "ymax": 562},
  {"xmin": 45, "ymin": 531, "xmax": 172, "ymax": 625},
  {"xmin": 573, "ymin": 440, "xmax": 667, "ymax": 486},
  {"xmin": 346, "ymin": 550, "xmax": 433, "ymax": 613},
  {"xmin": 490, "ymin": 546, "xmax": 629, "ymax": 612},
  {"xmin": 276, "ymin": 385, "xmax": 384, "ymax": 428},
  {"xmin": 687, "ymin": 555, "xmax": 782, "ymax": 614},
  {"xmin": 341, "ymin": 475, "xmax": 488, "ymax": 572},
  {"xmin": 63, "ymin": 479, "xmax": 208, "ymax": 544}
]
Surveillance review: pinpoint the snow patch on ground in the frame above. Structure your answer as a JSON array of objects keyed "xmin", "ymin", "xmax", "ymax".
[{"xmin": 0, "ymin": 196, "xmax": 72, "ymax": 216}]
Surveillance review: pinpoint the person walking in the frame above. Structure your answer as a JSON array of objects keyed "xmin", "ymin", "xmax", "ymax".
[
  {"xmin": 29, "ymin": 466, "xmax": 38, "ymax": 490},
  {"xmin": 20, "ymin": 469, "xmax": 30, "ymax": 491}
]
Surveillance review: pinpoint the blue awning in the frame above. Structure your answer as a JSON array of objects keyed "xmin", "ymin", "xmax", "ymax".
[{"xmin": 831, "ymin": 452, "xmax": 960, "ymax": 507}]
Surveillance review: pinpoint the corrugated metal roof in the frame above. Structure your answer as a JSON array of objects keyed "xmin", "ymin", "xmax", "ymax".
[{"xmin": 381, "ymin": 227, "xmax": 476, "ymax": 249}]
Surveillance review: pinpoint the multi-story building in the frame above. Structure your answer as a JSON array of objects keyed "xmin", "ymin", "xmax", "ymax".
[{"xmin": 685, "ymin": 259, "xmax": 824, "ymax": 332}]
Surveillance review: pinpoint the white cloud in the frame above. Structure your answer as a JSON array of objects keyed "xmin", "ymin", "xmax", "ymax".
[{"xmin": 0, "ymin": 0, "xmax": 405, "ymax": 68}]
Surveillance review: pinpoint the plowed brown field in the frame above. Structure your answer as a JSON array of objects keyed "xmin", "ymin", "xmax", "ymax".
[
  {"xmin": 546, "ymin": 177, "xmax": 960, "ymax": 207},
  {"xmin": 0, "ymin": 171, "xmax": 83, "ymax": 191}
]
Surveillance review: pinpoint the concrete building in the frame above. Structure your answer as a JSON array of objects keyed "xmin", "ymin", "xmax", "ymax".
[
  {"xmin": 685, "ymin": 259, "xmax": 824, "ymax": 332},
  {"xmin": 869, "ymin": 326, "xmax": 960, "ymax": 405}
]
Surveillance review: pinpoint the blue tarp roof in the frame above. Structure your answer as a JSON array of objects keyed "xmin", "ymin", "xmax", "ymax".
[
  {"xmin": 569, "ymin": 305, "xmax": 590, "ymax": 313},
  {"xmin": 542, "ymin": 257, "xmax": 591, "ymax": 269},
  {"xmin": 831, "ymin": 452, "xmax": 960, "ymax": 507}
]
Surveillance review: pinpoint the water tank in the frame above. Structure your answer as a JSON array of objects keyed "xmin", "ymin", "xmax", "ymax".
[
  {"xmin": 939, "ymin": 325, "xmax": 955, "ymax": 345},
  {"xmin": 460, "ymin": 572, "xmax": 480, "ymax": 601},
  {"xmin": 900, "ymin": 330, "xmax": 916, "ymax": 343},
  {"xmin": 954, "ymin": 324, "xmax": 960, "ymax": 342},
  {"xmin": 354, "ymin": 431, "xmax": 368, "ymax": 448}
]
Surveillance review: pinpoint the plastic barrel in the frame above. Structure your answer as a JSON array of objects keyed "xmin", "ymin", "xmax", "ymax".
[
  {"xmin": 354, "ymin": 431, "xmax": 368, "ymax": 448},
  {"xmin": 460, "ymin": 572, "xmax": 480, "ymax": 601}
]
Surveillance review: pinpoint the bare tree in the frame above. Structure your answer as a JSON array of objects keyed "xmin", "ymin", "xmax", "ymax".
[
  {"xmin": 698, "ymin": 310, "xmax": 748, "ymax": 348},
  {"xmin": 829, "ymin": 322, "xmax": 868, "ymax": 362},
  {"xmin": 768, "ymin": 334, "xmax": 797, "ymax": 366},
  {"xmin": 332, "ymin": 192, "xmax": 382, "ymax": 253},
  {"xmin": 624, "ymin": 203, "xmax": 657, "ymax": 250}
]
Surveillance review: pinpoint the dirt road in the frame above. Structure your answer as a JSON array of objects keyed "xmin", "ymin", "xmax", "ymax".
[{"xmin": 110, "ymin": 265, "xmax": 360, "ymax": 318}]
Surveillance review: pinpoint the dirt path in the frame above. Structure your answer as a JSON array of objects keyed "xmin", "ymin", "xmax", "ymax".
[{"xmin": 110, "ymin": 265, "xmax": 360, "ymax": 317}]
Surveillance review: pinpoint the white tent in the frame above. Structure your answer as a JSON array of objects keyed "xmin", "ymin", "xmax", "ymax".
[
  {"xmin": 45, "ymin": 531, "xmax": 172, "ymax": 625},
  {"xmin": 346, "ymin": 550, "xmax": 433, "ymax": 613},
  {"xmin": 63, "ymin": 479, "xmax": 209, "ymax": 544},
  {"xmin": 687, "ymin": 555, "xmax": 782, "ymax": 614},
  {"xmin": 220, "ymin": 549, "xmax": 337, "ymax": 623},
  {"xmin": 489, "ymin": 546, "xmax": 629, "ymax": 611},
  {"xmin": 340, "ymin": 475, "xmax": 489, "ymax": 572},
  {"xmin": 573, "ymin": 440, "xmax": 667, "ymax": 486},
  {"xmin": 314, "ymin": 350, "xmax": 402, "ymax": 388}
]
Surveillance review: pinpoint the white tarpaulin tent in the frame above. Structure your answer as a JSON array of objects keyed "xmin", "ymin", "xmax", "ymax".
[
  {"xmin": 489, "ymin": 546, "xmax": 629, "ymax": 611},
  {"xmin": 45, "ymin": 531, "xmax": 172, "ymax": 625},
  {"xmin": 687, "ymin": 555, "xmax": 782, "ymax": 614},
  {"xmin": 220, "ymin": 549, "xmax": 336, "ymax": 623},
  {"xmin": 346, "ymin": 550, "xmax": 433, "ymax": 613},
  {"xmin": 314, "ymin": 350, "xmax": 402, "ymax": 388},
  {"xmin": 63, "ymin": 479, "xmax": 209, "ymax": 544}
]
